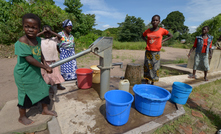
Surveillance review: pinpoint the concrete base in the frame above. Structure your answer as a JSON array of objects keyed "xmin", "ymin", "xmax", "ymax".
[
  {"xmin": 53, "ymin": 78, "xmax": 185, "ymax": 134},
  {"xmin": 0, "ymin": 99, "xmax": 54, "ymax": 134},
  {"xmin": 3, "ymin": 66, "xmax": 221, "ymax": 133}
]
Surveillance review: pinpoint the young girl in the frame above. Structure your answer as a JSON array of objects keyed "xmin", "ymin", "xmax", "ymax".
[
  {"xmin": 58, "ymin": 19, "xmax": 77, "ymax": 81},
  {"xmin": 141, "ymin": 15, "xmax": 173, "ymax": 85},
  {"xmin": 37, "ymin": 25, "xmax": 65, "ymax": 90},
  {"xmin": 14, "ymin": 13, "xmax": 57, "ymax": 125},
  {"xmin": 188, "ymin": 26, "xmax": 213, "ymax": 81}
]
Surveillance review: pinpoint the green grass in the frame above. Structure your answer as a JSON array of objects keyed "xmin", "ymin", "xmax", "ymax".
[
  {"xmin": 154, "ymin": 79, "xmax": 221, "ymax": 133},
  {"xmin": 173, "ymin": 58, "xmax": 188, "ymax": 64},
  {"xmin": 159, "ymin": 68, "xmax": 184, "ymax": 77},
  {"xmin": 113, "ymin": 40, "xmax": 145, "ymax": 50},
  {"xmin": 161, "ymin": 48, "xmax": 166, "ymax": 52}
]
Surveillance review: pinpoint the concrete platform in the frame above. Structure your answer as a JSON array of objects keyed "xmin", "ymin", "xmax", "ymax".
[
  {"xmin": 0, "ymin": 99, "xmax": 54, "ymax": 134},
  {"xmin": 54, "ymin": 79, "xmax": 185, "ymax": 134},
  {"xmin": 2, "ymin": 64, "xmax": 221, "ymax": 134}
]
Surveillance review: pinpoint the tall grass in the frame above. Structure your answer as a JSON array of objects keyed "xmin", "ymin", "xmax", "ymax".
[
  {"xmin": 113, "ymin": 40, "xmax": 192, "ymax": 50},
  {"xmin": 113, "ymin": 40, "xmax": 145, "ymax": 50}
]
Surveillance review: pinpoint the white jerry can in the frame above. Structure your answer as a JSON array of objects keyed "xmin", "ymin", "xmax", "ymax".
[{"xmin": 119, "ymin": 79, "xmax": 130, "ymax": 92}]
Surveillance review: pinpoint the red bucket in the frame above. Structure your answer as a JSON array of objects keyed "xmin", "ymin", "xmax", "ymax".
[{"xmin": 76, "ymin": 68, "xmax": 93, "ymax": 89}]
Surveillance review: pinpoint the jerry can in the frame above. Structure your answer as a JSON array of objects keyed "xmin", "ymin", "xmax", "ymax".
[{"xmin": 119, "ymin": 79, "xmax": 130, "ymax": 92}]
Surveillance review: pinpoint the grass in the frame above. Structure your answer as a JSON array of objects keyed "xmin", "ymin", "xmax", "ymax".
[
  {"xmin": 161, "ymin": 48, "xmax": 166, "ymax": 52},
  {"xmin": 173, "ymin": 58, "xmax": 188, "ymax": 64},
  {"xmin": 112, "ymin": 40, "xmax": 192, "ymax": 50},
  {"xmin": 113, "ymin": 40, "xmax": 145, "ymax": 50},
  {"xmin": 159, "ymin": 68, "xmax": 184, "ymax": 77},
  {"xmin": 154, "ymin": 79, "xmax": 221, "ymax": 134},
  {"xmin": 0, "ymin": 44, "xmax": 16, "ymax": 58}
]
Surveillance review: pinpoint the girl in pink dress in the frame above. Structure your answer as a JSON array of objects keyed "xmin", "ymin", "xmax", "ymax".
[{"xmin": 37, "ymin": 25, "xmax": 65, "ymax": 90}]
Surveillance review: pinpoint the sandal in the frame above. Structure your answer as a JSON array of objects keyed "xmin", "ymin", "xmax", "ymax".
[
  {"xmin": 204, "ymin": 77, "xmax": 208, "ymax": 81},
  {"xmin": 188, "ymin": 74, "xmax": 196, "ymax": 79}
]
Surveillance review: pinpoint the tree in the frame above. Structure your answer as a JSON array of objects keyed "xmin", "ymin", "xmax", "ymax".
[
  {"xmin": 0, "ymin": 1, "xmax": 70, "ymax": 44},
  {"xmin": 193, "ymin": 13, "xmax": 221, "ymax": 43},
  {"xmin": 118, "ymin": 14, "xmax": 145, "ymax": 42},
  {"xmin": 0, "ymin": 0, "xmax": 11, "ymax": 24},
  {"xmin": 91, "ymin": 28, "xmax": 102, "ymax": 36},
  {"xmin": 64, "ymin": 0, "xmax": 82, "ymax": 20},
  {"xmin": 63, "ymin": 0, "xmax": 96, "ymax": 37},
  {"xmin": 161, "ymin": 11, "xmax": 189, "ymax": 34},
  {"xmin": 102, "ymin": 27, "xmax": 119, "ymax": 40},
  {"xmin": 27, "ymin": 0, "xmax": 55, "ymax": 4},
  {"xmin": 8, "ymin": 0, "xmax": 26, "ymax": 4}
]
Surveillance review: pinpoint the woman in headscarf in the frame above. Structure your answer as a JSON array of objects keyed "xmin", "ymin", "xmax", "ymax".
[{"xmin": 58, "ymin": 19, "xmax": 77, "ymax": 81}]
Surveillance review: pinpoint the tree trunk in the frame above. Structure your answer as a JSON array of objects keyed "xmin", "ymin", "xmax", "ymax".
[{"xmin": 124, "ymin": 63, "xmax": 142, "ymax": 85}]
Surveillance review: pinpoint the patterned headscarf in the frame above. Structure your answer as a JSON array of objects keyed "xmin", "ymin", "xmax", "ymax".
[{"xmin": 62, "ymin": 19, "xmax": 73, "ymax": 28}]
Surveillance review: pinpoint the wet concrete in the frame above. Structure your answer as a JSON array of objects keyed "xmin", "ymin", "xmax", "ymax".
[{"xmin": 56, "ymin": 78, "xmax": 180, "ymax": 134}]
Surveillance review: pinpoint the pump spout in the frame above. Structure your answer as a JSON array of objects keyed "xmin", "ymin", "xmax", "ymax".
[{"xmin": 112, "ymin": 62, "xmax": 123, "ymax": 68}]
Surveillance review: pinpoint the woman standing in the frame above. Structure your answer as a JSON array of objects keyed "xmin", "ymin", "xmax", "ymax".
[
  {"xmin": 141, "ymin": 15, "xmax": 173, "ymax": 85},
  {"xmin": 58, "ymin": 19, "xmax": 77, "ymax": 81}
]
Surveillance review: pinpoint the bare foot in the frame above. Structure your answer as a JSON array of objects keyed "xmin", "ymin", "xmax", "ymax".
[
  {"xmin": 42, "ymin": 110, "xmax": 57, "ymax": 117},
  {"xmin": 204, "ymin": 77, "xmax": 208, "ymax": 81},
  {"xmin": 18, "ymin": 116, "xmax": 34, "ymax": 125}
]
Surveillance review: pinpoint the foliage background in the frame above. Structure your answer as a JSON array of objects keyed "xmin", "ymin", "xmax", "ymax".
[{"xmin": 0, "ymin": 0, "xmax": 221, "ymax": 50}]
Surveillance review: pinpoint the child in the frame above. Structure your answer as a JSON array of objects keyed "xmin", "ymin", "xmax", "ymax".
[
  {"xmin": 37, "ymin": 25, "xmax": 66, "ymax": 90},
  {"xmin": 188, "ymin": 26, "xmax": 213, "ymax": 81},
  {"xmin": 215, "ymin": 35, "xmax": 221, "ymax": 50},
  {"xmin": 141, "ymin": 15, "xmax": 173, "ymax": 85},
  {"xmin": 58, "ymin": 19, "xmax": 77, "ymax": 81},
  {"xmin": 14, "ymin": 13, "xmax": 57, "ymax": 125}
]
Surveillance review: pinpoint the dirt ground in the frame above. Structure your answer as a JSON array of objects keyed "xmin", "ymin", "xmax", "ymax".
[{"xmin": 0, "ymin": 47, "xmax": 189, "ymax": 110}]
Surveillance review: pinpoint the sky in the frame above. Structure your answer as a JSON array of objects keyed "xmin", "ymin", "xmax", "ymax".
[{"xmin": 54, "ymin": 0, "xmax": 221, "ymax": 33}]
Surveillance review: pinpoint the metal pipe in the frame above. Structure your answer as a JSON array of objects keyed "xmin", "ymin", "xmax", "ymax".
[
  {"xmin": 112, "ymin": 62, "xmax": 123, "ymax": 68},
  {"xmin": 49, "ymin": 48, "xmax": 92, "ymax": 68}
]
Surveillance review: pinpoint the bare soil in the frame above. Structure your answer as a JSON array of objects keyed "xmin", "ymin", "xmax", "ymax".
[{"xmin": 0, "ymin": 47, "xmax": 189, "ymax": 110}]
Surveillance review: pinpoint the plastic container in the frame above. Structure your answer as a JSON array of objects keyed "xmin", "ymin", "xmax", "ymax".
[
  {"xmin": 104, "ymin": 90, "xmax": 134, "ymax": 126},
  {"xmin": 170, "ymin": 82, "xmax": 192, "ymax": 105},
  {"xmin": 76, "ymin": 68, "xmax": 93, "ymax": 89},
  {"xmin": 90, "ymin": 65, "xmax": 100, "ymax": 84},
  {"xmin": 133, "ymin": 84, "xmax": 171, "ymax": 117},
  {"xmin": 119, "ymin": 79, "xmax": 130, "ymax": 92}
]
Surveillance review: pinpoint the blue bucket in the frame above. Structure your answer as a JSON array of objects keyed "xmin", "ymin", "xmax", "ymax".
[
  {"xmin": 133, "ymin": 84, "xmax": 171, "ymax": 117},
  {"xmin": 104, "ymin": 90, "xmax": 134, "ymax": 126},
  {"xmin": 170, "ymin": 82, "xmax": 192, "ymax": 105}
]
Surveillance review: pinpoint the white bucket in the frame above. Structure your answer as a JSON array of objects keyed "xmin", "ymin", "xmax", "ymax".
[
  {"xmin": 119, "ymin": 79, "xmax": 130, "ymax": 92},
  {"xmin": 90, "ymin": 65, "xmax": 100, "ymax": 83}
]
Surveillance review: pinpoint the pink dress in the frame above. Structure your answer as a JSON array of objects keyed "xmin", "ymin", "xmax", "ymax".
[{"xmin": 41, "ymin": 37, "xmax": 65, "ymax": 85}]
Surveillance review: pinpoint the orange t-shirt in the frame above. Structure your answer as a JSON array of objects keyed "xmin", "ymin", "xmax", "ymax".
[
  {"xmin": 143, "ymin": 27, "xmax": 169, "ymax": 51},
  {"xmin": 193, "ymin": 38, "xmax": 212, "ymax": 53}
]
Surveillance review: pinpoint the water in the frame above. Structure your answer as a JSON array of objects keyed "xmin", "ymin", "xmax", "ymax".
[{"xmin": 140, "ymin": 93, "xmax": 160, "ymax": 99}]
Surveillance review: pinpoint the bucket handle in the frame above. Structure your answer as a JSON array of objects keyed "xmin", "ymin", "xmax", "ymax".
[{"xmin": 106, "ymin": 104, "xmax": 130, "ymax": 116}]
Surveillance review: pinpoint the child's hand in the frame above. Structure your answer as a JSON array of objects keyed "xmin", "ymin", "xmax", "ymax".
[
  {"xmin": 45, "ymin": 27, "xmax": 51, "ymax": 32},
  {"xmin": 187, "ymin": 53, "xmax": 191, "ymax": 58},
  {"xmin": 45, "ymin": 66, "xmax": 53, "ymax": 74},
  {"xmin": 43, "ymin": 27, "xmax": 47, "ymax": 32}
]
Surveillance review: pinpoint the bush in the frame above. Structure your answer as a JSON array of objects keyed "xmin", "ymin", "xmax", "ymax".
[
  {"xmin": 75, "ymin": 33, "xmax": 100, "ymax": 52},
  {"xmin": 0, "ymin": 2, "xmax": 71, "ymax": 44}
]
